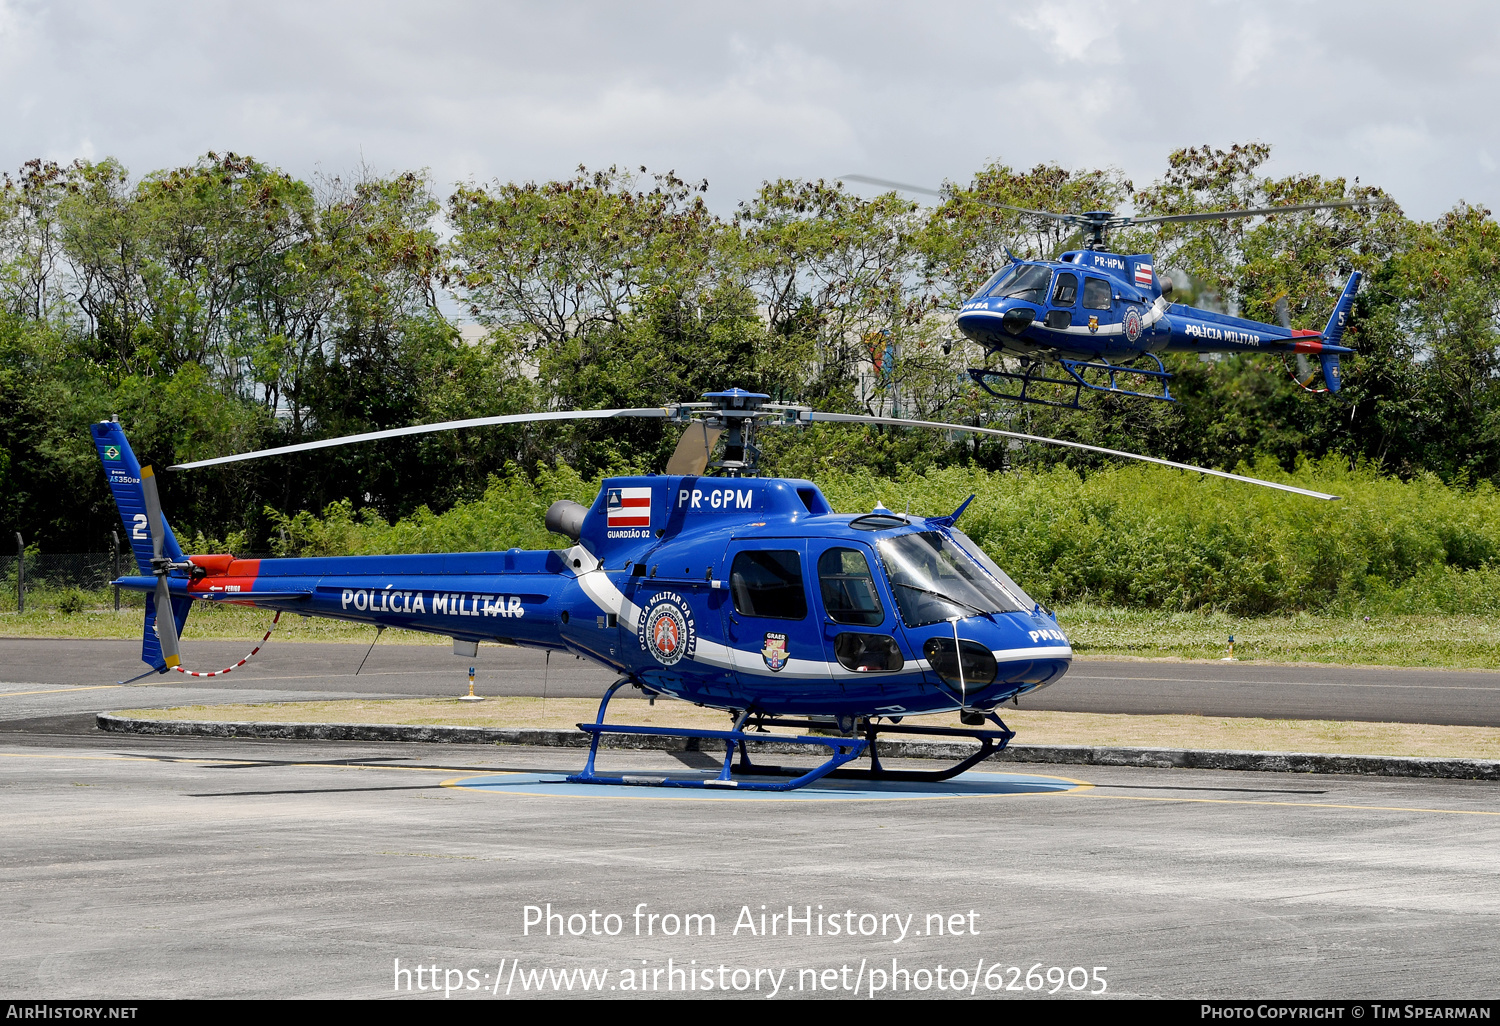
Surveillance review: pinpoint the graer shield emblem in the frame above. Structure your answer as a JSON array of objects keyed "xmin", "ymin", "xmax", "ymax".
[{"xmin": 761, "ymin": 632, "xmax": 788, "ymax": 672}]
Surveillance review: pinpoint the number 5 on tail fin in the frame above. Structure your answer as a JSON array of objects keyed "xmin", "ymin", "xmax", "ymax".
[{"xmin": 1318, "ymin": 272, "xmax": 1362, "ymax": 394}]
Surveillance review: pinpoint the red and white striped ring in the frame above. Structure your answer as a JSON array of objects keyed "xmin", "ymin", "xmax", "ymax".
[{"xmin": 173, "ymin": 610, "xmax": 282, "ymax": 677}]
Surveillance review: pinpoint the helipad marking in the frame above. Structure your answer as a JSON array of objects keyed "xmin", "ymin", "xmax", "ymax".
[{"xmin": 443, "ymin": 770, "xmax": 1091, "ymax": 802}]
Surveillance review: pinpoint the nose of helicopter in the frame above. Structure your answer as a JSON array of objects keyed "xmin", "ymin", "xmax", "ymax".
[
  {"xmin": 995, "ymin": 609, "xmax": 1072, "ymax": 692},
  {"xmin": 955, "ymin": 297, "xmax": 1041, "ymax": 348},
  {"xmin": 926, "ymin": 610, "xmax": 1073, "ymax": 706}
]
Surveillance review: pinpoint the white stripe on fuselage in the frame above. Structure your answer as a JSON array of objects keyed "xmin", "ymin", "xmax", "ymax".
[
  {"xmin": 963, "ymin": 296, "xmax": 1169, "ymax": 338},
  {"xmin": 569, "ymin": 554, "xmax": 1076, "ymax": 676}
]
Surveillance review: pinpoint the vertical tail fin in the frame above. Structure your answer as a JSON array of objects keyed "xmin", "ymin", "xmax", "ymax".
[
  {"xmin": 90, "ymin": 419, "xmax": 184, "ymax": 572},
  {"xmin": 1317, "ymin": 272, "xmax": 1362, "ymax": 393},
  {"xmin": 1322, "ymin": 271, "xmax": 1362, "ymax": 348}
]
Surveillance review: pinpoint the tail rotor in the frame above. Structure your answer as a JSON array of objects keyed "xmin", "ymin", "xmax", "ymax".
[
  {"xmin": 140, "ymin": 465, "xmax": 194, "ymax": 669},
  {"xmin": 1277, "ymin": 296, "xmax": 1326, "ymax": 393}
]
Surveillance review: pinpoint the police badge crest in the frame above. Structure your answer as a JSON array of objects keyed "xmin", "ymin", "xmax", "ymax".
[
  {"xmin": 637, "ymin": 591, "xmax": 696, "ymax": 666},
  {"xmin": 761, "ymin": 632, "xmax": 788, "ymax": 671}
]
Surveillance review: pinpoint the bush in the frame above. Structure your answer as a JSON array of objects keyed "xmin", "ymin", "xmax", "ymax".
[
  {"xmin": 260, "ymin": 458, "xmax": 1500, "ymax": 615},
  {"xmin": 56, "ymin": 589, "xmax": 88, "ymax": 615}
]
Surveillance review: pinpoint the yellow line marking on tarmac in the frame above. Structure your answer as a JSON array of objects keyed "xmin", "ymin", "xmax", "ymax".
[
  {"xmin": 0, "ymin": 752, "xmax": 302, "ymax": 766},
  {"xmin": 0, "ymin": 752, "xmax": 490, "ymax": 773},
  {"xmin": 0, "ymin": 752, "xmax": 143, "ymax": 762},
  {"xmin": 293, "ymin": 762, "xmax": 459, "ymax": 773},
  {"xmin": 1065, "ymin": 790, "xmax": 1500, "ymax": 817},
  {"xmin": 0, "ymin": 679, "xmax": 190, "ymax": 697}
]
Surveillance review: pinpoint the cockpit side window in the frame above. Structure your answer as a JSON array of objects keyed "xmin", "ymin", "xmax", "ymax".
[
  {"xmin": 1083, "ymin": 277, "xmax": 1112, "ymax": 310},
  {"xmin": 730, "ymin": 550, "xmax": 807, "ymax": 620},
  {"xmin": 1051, "ymin": 272, "xmax": 1078, "ymax": 306},
  {"xmin": 817, "ymin": 547, "xmax": 884, "ymax": 627}
]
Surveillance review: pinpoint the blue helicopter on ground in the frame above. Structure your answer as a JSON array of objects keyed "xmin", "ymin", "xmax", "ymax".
[
  {"xmin": 843, "ymin": 175, "xmax": 1363, "ymax": 409},
  {"xmin": 94, "ymin": 390, "xmax": 1339, "ymax": 791}
]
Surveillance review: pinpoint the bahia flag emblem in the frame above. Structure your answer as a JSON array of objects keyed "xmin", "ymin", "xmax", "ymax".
[
  {"xmin": 606, "ymin": 487, "xmax": 652, "ymax": 528},
  {"xmin": 1134, "ymin": 262, "xmax": 1154, "ymax": 288}
]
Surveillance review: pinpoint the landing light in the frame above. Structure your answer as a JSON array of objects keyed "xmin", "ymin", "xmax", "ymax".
[{"xmin": 1002, "ymin": 308, "xmax": 1035, "ymax": 336}]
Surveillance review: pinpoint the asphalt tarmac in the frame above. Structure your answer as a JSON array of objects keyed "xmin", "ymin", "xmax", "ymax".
[
  {"xmin": 2, "ymin": 638, "xmax": 1497, "ymax": 999},
  {"xmin": 2, "ymin": 729, "xmax": 1497, "ymax": 999},
  {"xmin": 1, "ymin": 637, "xmax": 1498, "ymax": 728}
]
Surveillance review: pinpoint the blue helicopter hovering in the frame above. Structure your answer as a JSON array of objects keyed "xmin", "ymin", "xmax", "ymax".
[
  {"xmin": 843, "ymin": 175, "xmax": 1363, "ymax": 409},
  {"xmin": 94, "ymin": 390, "xmax": 1338, "ymax": 791}
]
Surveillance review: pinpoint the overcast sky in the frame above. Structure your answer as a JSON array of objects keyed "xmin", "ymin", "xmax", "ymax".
[{"xmin": 0, "ymin": 1, "xmax": 1494, "ymax": 222}]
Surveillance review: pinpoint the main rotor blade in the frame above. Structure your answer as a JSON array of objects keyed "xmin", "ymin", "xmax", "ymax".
[
  {"xmin": 1130, "ymin": 199, "xmax": 1362, "ymax": 227},
  {"xmin": 840, "ymin": 178, "xmax": 1365, "ymax": 234},
  {"xmin": 664, "ymin": 421, "xmax": 723, "ymax": 476},
  {"xmin": 154, "ymin": 576, "xmax": 180, "ymax": 669},
  {"xmin": 804, "ymin": 412, "xmax": 1340, "ymax": 500},
  {"xmin": 141, "ymin": 465, "xmax": 166, "ymax": 559},
  {"xmin": 837, "ymin": 175, "xmax": 1076, "ymax": 223},
  {"xmin": 171, "ymin": 409, "xmax": 676, "ymax": 470},
  {"xmin": 838, "ymin": 174, "xmax": 944, "ymax": 197}
]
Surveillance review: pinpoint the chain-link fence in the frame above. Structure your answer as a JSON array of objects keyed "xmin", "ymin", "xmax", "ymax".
[
  {"xmin": 4, "ymin": 553, "xmax": 118, "ymax": 590},
  {"xmin": 0, "ymin": 552, "xmax": 135, "ymax": 613},
  {"xmin": 0, "ymin": 552, "xmax": 272, "ymax": 614}
]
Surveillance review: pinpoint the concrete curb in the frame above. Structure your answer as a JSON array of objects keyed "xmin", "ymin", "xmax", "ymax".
[{"xmin": 96, "ymin": 713, "xmax": 1500, "ymax": 781}]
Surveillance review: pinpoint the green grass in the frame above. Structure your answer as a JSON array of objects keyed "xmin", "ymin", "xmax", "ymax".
[
  {"xmin": 2, "ymin": 600, "xmax": 1496, "ymax": 668},
  {"xmin": 0, "ymin": 601, "xmax": 443, "ymax": 644},
  {"xmin": 1059, "ymin": 606, "xmax": 1500, "ymax": 668}
]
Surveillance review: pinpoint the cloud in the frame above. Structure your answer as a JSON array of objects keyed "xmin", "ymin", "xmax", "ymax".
[
  {"xmin": 0, "ymin": 0, "xmax": 1491, "ymax": 221},
  {"xmin": 1014, "ymin": 2, "xmax": 1123, "ymax": 64}
]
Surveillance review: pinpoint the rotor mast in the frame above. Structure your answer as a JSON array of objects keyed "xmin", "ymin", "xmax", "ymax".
[{"xmin": 702, "ymin": 389, "xmax": 770, "ymax": 477}]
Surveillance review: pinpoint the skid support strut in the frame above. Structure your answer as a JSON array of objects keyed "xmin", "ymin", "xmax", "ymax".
[
  {"xmin": 733, "ymin": 713, "xmax": 1016, "ymax": 783},
  {"xmin": 567, "ymin": 680, "xmax": 868, "ymax": 791},
  {"xmin": 969, "ymin": 353, "xmax": 1174, "ymax": 409}
]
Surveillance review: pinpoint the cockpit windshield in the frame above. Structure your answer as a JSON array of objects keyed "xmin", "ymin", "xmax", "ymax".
[
  {"xmin": 949, "ymin": 528, "xmax": 1035, "ymax": 610},
  {"xmin": 989, "ymin": 263, "xmax": 1053, "ymax": 303},
  {"xmin": 876, "ymin": 530, "xmax": 1025, "ymax": 627},
  {"xmin": 970, "ymin": 266, "xmax": 1017, "ymax": 301}
]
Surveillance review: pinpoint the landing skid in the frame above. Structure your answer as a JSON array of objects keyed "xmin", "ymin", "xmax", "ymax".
[
  {"xmin": 969, "ymin": 354, "xmax": 1174, "ymax": 409},
  {"xmin": 566, "ymin": 680, "xmax": 1017, "ymax": 791},
  {"xmin": 731, "ymin": 715, "xmax": 1016, "ymax": 784}
]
